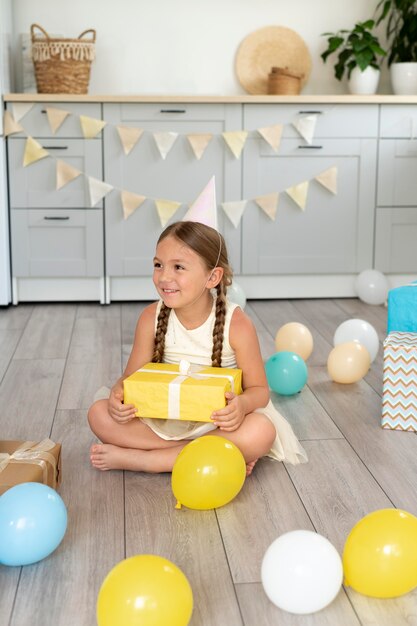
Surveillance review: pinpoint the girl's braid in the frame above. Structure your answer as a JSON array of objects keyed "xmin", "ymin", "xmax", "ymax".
[
  {"xmin": 152, "ymin": 303, "xmax": 171, "ymax": 363},
  {"xmin": 211, "ymin": 282, "xmax": 227, "ymax": 367}
]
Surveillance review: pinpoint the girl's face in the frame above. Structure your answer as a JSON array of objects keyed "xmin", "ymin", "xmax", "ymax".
[{"xmin": 153, "ymin": 235, "xmax": 213, "ymax": 309}]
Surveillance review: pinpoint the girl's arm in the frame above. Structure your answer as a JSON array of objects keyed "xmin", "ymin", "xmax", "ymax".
[
  {"xmin": 211, "ymin": 308, "xmax": 270, "ymax": 431},
  {"xmin": 108, "ymin": 302, "xmax": 157, "ymax": 422}
]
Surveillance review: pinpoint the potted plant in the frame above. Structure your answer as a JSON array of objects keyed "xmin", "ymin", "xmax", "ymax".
[
  {"xmin": 376, "ymin": 0, "xmax": 417, "ymax": 94},
  {"xmin": 321, "ymin": 20, "xmax": 387, "ymax": 94}
]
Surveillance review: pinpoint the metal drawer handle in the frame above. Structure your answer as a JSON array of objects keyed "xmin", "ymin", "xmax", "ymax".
[
  {"xmin": 44, "ymin": 216, "xmax": 70, "ymax": 220},
  {"xmin": 298, "ymin": 110, "xmax": 323, "ymax": 115},
  {"xmin": 160, "ymin": 109, "xmax": 186, "ymax": 114},
  {"xmin": 298, "ymin": 145, "xmax": 323, "ymax": 149},
  {"xmin": 42, "ymin": 146, "xmax": 68, "ymax": 150}
]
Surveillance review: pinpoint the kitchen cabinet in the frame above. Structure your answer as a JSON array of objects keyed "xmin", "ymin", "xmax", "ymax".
[
  {"xmin": 102, "ymin": 103, "xmax": 242, "ymax": 301},
  {"xmin": 241, "ymin": 104, "xmax": 378, "ymax": 276},
  {"xmin": 6, "ymin": 102, "xmax": 105, "ymax": 303}
]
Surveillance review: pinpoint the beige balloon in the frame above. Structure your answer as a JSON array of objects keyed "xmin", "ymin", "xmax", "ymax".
[
  {"xmin": 275, "ymin": 322, "xmax": 314, "ymax": 361},
  {"xmin": 327, "ymin": 342, "xmax": 371, "ymax": 384}
]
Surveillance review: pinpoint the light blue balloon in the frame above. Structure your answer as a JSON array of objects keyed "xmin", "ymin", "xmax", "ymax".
[
  {"xmin": 228, "ymin": 281, "xmax": 246, "ymax": 309},
  {"xmin": 265, "ymin": 351, "xmax": 308, "ymax": 396},
  {"xmin": 0, "ymin": 482, "xmax": 67, "ymax": 566}
]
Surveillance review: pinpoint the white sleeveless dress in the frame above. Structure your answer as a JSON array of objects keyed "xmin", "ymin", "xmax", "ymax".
[{"xmin": 141, "ymin": 298, "xmax": 308, "ymax": 465}]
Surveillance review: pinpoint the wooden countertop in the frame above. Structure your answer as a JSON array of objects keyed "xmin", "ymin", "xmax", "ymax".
[{"xmin": 4, "ymin": 93, "xmax": 417, "ymax": 104}]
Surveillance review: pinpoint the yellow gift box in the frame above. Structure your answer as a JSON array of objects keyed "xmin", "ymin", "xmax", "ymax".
[{"xmin": 123, "ymin": 360, "xmax": 242, "ymax": 422}]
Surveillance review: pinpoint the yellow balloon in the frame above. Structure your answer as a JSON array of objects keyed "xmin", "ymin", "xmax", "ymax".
[
  {"xmin": 172, "ymin": 436, "xmax": 246, "ymax": 510},
  {"xmin": 327, "ymin": 341, "xmax": 370, "ymax": 383},
  {"xmin": 343, "ymin": 509, "xmax": 417, "ymax": 598},
  {"xmin": 97, "ymin": 555, "xmax": 193, "ymax": 626},
  {"xmin": 275, "ymin": 322, "xmax": 314, "ymax": 361}
]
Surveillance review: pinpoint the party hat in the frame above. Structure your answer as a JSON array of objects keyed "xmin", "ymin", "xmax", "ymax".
[{"xmin": 182, "ymin": 176, "xmax": 218, "ymax": 230}]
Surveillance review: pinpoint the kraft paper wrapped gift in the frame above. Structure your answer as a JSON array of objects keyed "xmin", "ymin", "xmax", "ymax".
[
  {"xmin": 382, "ymin": 332, "xmax": 417, "ymax": 432},
  {"xmin": 0, "ymin": 439, "xmax": 62, "ymax": 496},
  {"xmin": 387, "ymin": 282, "xmax": 417, "ymax": 333},
  {"xmin": 123, "ymin": 360, "xmax": 242, "ymax": 422}
]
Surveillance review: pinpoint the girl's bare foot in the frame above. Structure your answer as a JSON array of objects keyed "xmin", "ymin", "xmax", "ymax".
[
  {"xmin": 90, "ymin": 443, "xmax": 147, "ymax": 471},
  {"xmin": 246, "ymin": 459, "xmax": 258, "ymax": 476}
]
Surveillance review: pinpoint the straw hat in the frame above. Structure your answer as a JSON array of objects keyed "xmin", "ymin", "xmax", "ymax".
[{"xmin": 235, "ymin": 26, "xmax": 312, "ymax": 94}]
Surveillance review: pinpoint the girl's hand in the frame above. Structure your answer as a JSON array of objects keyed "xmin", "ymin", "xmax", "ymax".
[
  {"xmin": 108, "ymin": 384, "xmax": 137, "ymax": 424},
  {"xmin": 211, "ymin": 392, "xmax": 246, "ymax": 432}
]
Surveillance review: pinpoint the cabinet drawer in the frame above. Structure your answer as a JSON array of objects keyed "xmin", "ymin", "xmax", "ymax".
[
  {"xmin": 377, "ymin": 139, "xmax": 417, "ymax": 206},
  {"xmin": 380, "ymin": 105, "xmax": 417, "ymax": 137},
  {"xmin": 11, "ymin": 209, "xmax": 103, "ymax": 277},
  {"xmin": 243, "ymin": 104, "xmax": 378, "ymax": 138},
  {"xmin": 105, "ymin": 102, "xmax": 236, "ymax": 124},
  {"xmin": 375, "ymin": 208, "xmax": 417, "ymax": 273},
  {"xmin": 8, "ymin": 138, "xmax": 103, "ymax": 208},
  {"xmin": 6, "ymin": 102, "xmax": 102, "ymax": 138}
]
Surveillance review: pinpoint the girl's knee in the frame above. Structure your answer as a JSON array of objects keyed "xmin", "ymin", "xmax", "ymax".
[{"xmin": 87, "ymin": 399, "xmax": 108, "ymax": 431}]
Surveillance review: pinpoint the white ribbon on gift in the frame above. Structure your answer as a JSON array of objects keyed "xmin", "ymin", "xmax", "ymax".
[
  {"xmin": 0, "ymin": 438, "xmax": 58, "ymax": 487},
  {"xmin": 138, "ymin": 359, "xmax": 236, "ymax": 419}
]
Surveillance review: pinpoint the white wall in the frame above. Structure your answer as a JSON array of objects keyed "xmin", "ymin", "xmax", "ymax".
[{"xmin": 12, "ymin": 0, "xmax": 391, "ymax": 95}]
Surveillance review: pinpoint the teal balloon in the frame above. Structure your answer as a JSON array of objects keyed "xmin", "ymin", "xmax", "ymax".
[
  {"xmin": 265, "ymin": 351, "xmax": 308, "ymax": 395},
  {"xmin": 0, "ymin": 482, "xmax": 67, "ymax": 566}
]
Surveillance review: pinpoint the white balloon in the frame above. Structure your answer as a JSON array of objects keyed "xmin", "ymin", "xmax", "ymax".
[
  {"xmin": 334, "ymin": 318, "xmax": 379, "ymax": 362},
  {"xmin": 261, "ymin": 530, "xmax": 343, "ymax": 615},
  {"xmin": 228, "ymin": 281, "xmax": 246, "ymax": 309},
  {"xmin": 355, "ymin": 269, "xmax": 388, "ymax": 305}
]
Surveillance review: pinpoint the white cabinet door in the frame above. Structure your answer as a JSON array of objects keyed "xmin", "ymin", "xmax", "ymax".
[
  {"xmin": 375, "ymin": 208, "xmax": 417, "ymax": 273},
  {"xmin": 242, "ymin": 137, "xmax": 377, "ymax": 274},
  {"xmin": 103, "ymin": 103, "xmax": 242, "ymax": 279}
]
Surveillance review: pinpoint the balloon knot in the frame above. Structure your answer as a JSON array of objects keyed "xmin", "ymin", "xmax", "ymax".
[{"xmin": 175, "ymin": 500, "xmax": 182, "ymax": 509}]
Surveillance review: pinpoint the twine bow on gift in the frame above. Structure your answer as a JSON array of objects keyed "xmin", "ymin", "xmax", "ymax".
[{"xmin": 0, "ymin": 439, "xmax": 58, "ymax": 488}]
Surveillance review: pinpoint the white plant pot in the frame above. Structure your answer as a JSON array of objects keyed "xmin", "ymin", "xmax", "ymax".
[
  {"xmin": 390, "ymin": 62, "xmax": 417, "ymax": 95},
  {"xmin": 348, "ymin": 66, "xmax": 380, "ymax": 95}
]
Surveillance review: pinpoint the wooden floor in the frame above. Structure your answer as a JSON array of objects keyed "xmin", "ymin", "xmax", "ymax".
[{"xmin": 1, "ymin": 298, "xmax": 417, "ymax": 626}]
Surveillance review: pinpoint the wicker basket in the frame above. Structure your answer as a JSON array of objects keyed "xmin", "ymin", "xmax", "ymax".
[
  {"xmin": 31, "ymin": 23, "xmax": 96, "ymax": 94},
  {"xmin": 267, "ymin": 67, "xmax": 302, "ymax": 95}
]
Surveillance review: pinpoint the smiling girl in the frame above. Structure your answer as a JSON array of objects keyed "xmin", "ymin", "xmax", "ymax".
[{"xmin": 88, "ymin": 221, "xmax": 307, "ymax": 473}]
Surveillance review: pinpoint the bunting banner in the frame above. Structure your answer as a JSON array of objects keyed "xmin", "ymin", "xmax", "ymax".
[
  {"xmin": 222, "ymin": 131, "xmax": 248, "ymax": 159},
  {"xmin": 56, "ymin": 159, "xmax": 82, "ymax": 190},
  {"xmin": 153, "ymin": 132, "xmax": 179, "ymax": 160},
  {"xmin": 186, "ymin": 133, "xmax": 213, "ymax": 160},
  {"xmin": 292, "ymin": 114, "xmax": 318, "ymax": 145},
  {"xmin": 3, "ymin": 111, "xmax": 23, "ymax": 137},
  {"xmin": 315, "ymin": 166, "xmax": 337, "ymax": 195},
  {"xmin": 286, "ymin": 181, "xmax": 309, "ymax": 211},
  {"xmin": 221, "ymin": 200, "xmax": 246, "ymax": 228},
  {"xmin": 121, "ymin": 190, "xmax": 146, "ymax": 220},
  {"xmin": 46, "ymin": 107, "xmax": 70, "ymax": 135},
  {"xmin": 80, "ymin": 115, "xmax": 107, "ymax": 139},
  {"xmin": 11, "ymin": 102, "xmax": 34, "ymax": 122},
  {"xmin": 254, "ymin": 192, "xmax": 279, "ymax": 221},
  {"xmin": 182, "ymin": 176, "xmax": 218, "ymax": 229},
  {"xmin": 88, "ymin": 176, "xmax": 114, "ymax": 207},
  {"xmin": 117, "ymin": 125, "xmax": 144, "ymax": 155},
  {"xmin": 155, "ymin": 199, "xmax": 182, "ymax": 227},
  {"xmin": 258, "ymin": 125, "xmax": 283, "ymax": 152},
  {"xmin": 23, "ymin": 137, "xmax": 49, "ymax": 167}
]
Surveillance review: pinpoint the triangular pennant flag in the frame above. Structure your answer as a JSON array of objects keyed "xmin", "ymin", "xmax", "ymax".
[
  {"xmin": 3, "ymin": 111, "xmax": 23, "ymax": 136},
  {"xmin": 12, "ymin": 102, "xmax": 34, "ymax": 122},
  {"xmin": 23, "ymin": 137, "xmax": 49, "ymax": 167},
  {"xmin": 88, "ymin": 176, "xmax": 114, "ymax": 207},
  {"xmin": 183, "ymin": 176, "xmax": 218, "ymax": 229},
  {"xmin": 56, "ymin": 160, "xmax": 82, "ymax": 190},
  {"xmin": 121, "ymin": 190, "xmax": 146, "ymax": 220},
  {"xmin": 46, "ymin": 107, "xmax": 70, "ymax": 134},
  {"xmin": 292, "ymin": 115, "xmax": 318, "ymax": 145},
  {"xmin": 254, "ymin": 192, "xmax": 279, "ymax": 221},
  {"xmin": 286, "ymin": 181, "xmax": 309, "ymax": 211},
  {"xmin": 154, "ymin": 199, "xmax": 182, "ymax": 227},
  {"xmin": 258, "ymin": 125, "xmax": 283, "ymax": 152},
  {"xmin": 186, "ymin": 133, "xmax": 213, "ymax": 160},
  {"xmin": 222, "ymin": 131, "xmax": 248, "ymax": 159},
  {"xmin": 315, "ymin": 166, "xmax": 338, "ymax": 195},
  {"xmin": 152, "ymin": 132, "xmax": 179, "ymax": 160},
  {"xmin": 221, "ymin": 200, "xmax": 247, "ymax": 228},
  {"xmin": 116, "ymin": 125, "xmax": 144, "ymax": 155},
  {"xmin": 80, "ymin": 115, "xmax": 107, "ymax": 139}
]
